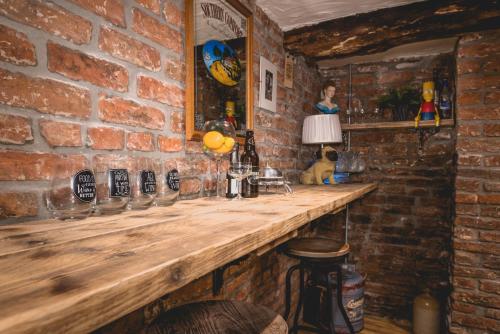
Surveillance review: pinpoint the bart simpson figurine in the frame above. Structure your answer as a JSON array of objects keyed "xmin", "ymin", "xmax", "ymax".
[
  {"xmin": 415, "ymin": 81, "xmax": 440, "ymax": 128},
  {"xmin": 225, "ymin": 101, "xmax": 237, "ymax": 130}
]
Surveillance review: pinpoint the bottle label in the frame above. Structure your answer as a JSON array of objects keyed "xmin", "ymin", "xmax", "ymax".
[
  {"xmin": 229, "ymin": 179, "xmax": 238, "ymax": 194},
  {"xmin": 72, "ymin": 169, "xmax": 96, "ymax": 203},
  {"xmin": 439, "ymin": 100, "xmax": 451, "ymax": 110},
  {"xmin": 108, "ymin": 169, "xmax": 130, "ymax": 198},
  {"xmin": 166, "ymin": 169, "xmax": 180, "ymax": 191},
  {"xmin": 140, "ymin": 170, "xmax": 156, "ymax": 194}
]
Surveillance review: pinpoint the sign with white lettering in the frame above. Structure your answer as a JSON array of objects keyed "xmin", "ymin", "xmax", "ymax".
[
  {"xmin": 140, "ymin": 170, "xmax": 157, "ymax": 195},
  {"xmin": 166, "ymin": 169, "xmax": 180, "ymax": 192},
  {"xmin": 72, "ymin": 169, "xmax": 96, "ymax": 203},
  {"xmin": 109, "ymin": 169, "xmax": 130, "ymax": 198}
]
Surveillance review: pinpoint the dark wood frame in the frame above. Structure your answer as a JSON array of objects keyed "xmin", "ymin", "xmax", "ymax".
[{"xmin": 185, "ymin": 0, "xmax": 254, "ymax": 142}]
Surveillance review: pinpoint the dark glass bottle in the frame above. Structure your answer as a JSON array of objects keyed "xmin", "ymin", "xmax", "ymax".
[
  {"xmin": 241, "ymin": 130, "xmax": 259, "ymax": 198},
  {"xmin": 226, "ymin": 142, "xmax": 240, "ymax": 198},
  {"xmin": 432, "ymin": 69, "xmax": 441, "ymax": 110},
  {"xmin": 439, "ymin": 79, "xmax": 452, "ymax": 119}
]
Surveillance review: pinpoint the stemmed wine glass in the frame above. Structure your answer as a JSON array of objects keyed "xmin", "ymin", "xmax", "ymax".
[
  {"xmin": 228, "ymin": 162, "xmax": 252, "ymax": 200},
  {"xmin": 202, "ymin": 120, "xmax": 236, "ymax": 199}
]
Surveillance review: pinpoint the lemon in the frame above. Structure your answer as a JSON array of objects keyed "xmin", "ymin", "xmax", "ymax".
[
  {"xmin": 213, "ymin": 143, "xmax": 233, "ymax": 154},
  {"xmin": 203, "ymin": 131, "xmax": 224, "ymax": 149},
  {"xmin": 212, "ymin": 137, "xmax": 235, "ymax": 154},
  {"xmin": 223, "ymin": 137, "xmax": 235, "ymax": 150}
]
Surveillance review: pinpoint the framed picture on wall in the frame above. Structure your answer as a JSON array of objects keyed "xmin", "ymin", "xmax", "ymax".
[{"xmin": 259, "ymin": 56, "xmax": 277, "ymax": 113}]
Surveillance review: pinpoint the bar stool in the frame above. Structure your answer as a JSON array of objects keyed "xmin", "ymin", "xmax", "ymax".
[
  {"xmin": 284, "ymin": 237, "xmax": 354, "ymax": 334},
  {"xmin": 145, "ymin": 300, "xmax": 288, "ymax": 334}
]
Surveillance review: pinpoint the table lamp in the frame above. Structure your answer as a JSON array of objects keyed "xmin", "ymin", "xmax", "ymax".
[
  {"xmin": 300, "ymin": 114, "xmax": 342, "ymax": 185},
  {"xmin": 302, "ymin": 114, "xmax": 342, "ymax": 146}
]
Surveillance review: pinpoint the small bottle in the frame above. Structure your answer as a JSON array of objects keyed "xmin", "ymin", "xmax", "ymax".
[
  {"xmin": 439, "ymin": 79, "xmax": 452, "ymax": 119},
  {"xmin": 226, "ymin": 143, "xmax": 240, "ymax": 198},
  {"xmin": 241, "ymin": 130, "xmax": 259, "ymax": 198}
]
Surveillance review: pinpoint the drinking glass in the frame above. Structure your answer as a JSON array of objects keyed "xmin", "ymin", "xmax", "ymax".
[
  {"xmin": 93, "ymin": 156, "xmax": 130, "ymax": 215},
  {"xmin": 336, "ymin": 153, "xmax": 347, "ymax": 173},
  {"xmin": 128, "ymin": 158, "xmax": 156, "ymax": 210},
  {"xmin": 228, "ymin": 162, "xmax": 252, "ymax": 200},
  {"xmin": 154, "ymin": 160, "xmax": 180, "ymax": 206},
  {"xmin": 46, "ymin": 156, "xmax": 95, "ymax": 220},
  {"xmin": 350, "ymin": 152, "xmax": 360, "ymax": 173}
]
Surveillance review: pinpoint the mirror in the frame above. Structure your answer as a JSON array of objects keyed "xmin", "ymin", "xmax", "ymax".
[{"xmin": 185, "ymin": 0, "xmax": 253, "ymax": 141}]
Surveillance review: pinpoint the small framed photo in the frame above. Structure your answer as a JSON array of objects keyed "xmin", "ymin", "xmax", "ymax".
[{"xmin": 259, "ymin": 56, "xmax": 277, "ymax": 113}]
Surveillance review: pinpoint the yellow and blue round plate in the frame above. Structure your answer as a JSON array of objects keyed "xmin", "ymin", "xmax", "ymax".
[{"xmin": 202, "ymin": 40, "xmax": 241, "ymax": 86}]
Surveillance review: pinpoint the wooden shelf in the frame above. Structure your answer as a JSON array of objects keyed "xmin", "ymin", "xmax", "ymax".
[{"xmin": 341, "ymin": 119, "xmax": 454, "ymax": 130}]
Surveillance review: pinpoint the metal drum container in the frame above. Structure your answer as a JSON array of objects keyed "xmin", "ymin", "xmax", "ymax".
[{"xmin": 331, "ymin": 264, "xmax": 365, "ymax": 333}]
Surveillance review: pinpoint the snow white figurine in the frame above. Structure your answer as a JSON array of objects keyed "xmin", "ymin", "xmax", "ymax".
[{"xmin": 315, "ymin": 80, "xmax": 340, "ymax": 114}]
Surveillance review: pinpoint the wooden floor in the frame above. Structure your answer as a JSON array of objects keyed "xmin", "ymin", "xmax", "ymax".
[
  {"xmin": 298, "ymin": 315, "xmax": 410, "ymax": 334},
  {"xmin": 361, "ymin": 316, "xmax": 410, "ymax": 334}
]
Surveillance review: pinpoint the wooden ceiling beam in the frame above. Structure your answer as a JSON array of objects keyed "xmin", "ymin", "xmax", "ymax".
[{"xmin": 284, "ymin": 0, "xmax": 500, "ymax": 60}]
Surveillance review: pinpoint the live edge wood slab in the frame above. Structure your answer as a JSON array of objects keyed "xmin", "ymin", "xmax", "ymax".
[{"xmin": 0, "ymin": 183, "xmax": 376, "ymax": 334}]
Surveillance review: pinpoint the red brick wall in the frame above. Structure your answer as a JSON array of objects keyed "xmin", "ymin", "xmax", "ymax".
[
  {"xmin": 0, "ymin": 0, "xmax": 319, "ymax": 221},
  {"xmin": 0, "ymin": 0, "xmax": 319, "ymax": 331},
  {"xmin": 450, "ymin": 29, "xmax": 500, "ymax": 334},
  {"xmin": 250, "ymin": 4, "xmax": 320, "ymax": 181},
  {"xmin": 95, "ymin": 4, "xmax": 319, "ymax": 331},
  {"xmin": 319, "ymin": 55, "xmax": 456, "ymax": 323}
]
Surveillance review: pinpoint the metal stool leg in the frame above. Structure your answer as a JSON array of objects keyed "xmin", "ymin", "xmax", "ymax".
[
  {"xmin": 326, "ymin": 274, "xmax": 336, "ymax": 334},
  {"xmin": 291, "ymin": 265, "xmax": 305, "ymax": 334},
  {"xmin": 336, "ymin": 266, "xmax": 354, "ymax": 334},
  {"xmin": 284, "ymin": 264, "xmax": 300, "ymax": 320}
]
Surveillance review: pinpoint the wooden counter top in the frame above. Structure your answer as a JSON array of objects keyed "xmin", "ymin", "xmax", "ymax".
[{"xmin": 0, "ymin": 183, "xmax": 376, "ymax": 334}]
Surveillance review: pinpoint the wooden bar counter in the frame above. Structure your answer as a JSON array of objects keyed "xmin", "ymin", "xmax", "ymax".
[{"xmin": 0, "ymin": 183, "xmax": 376, "ymax": 334}]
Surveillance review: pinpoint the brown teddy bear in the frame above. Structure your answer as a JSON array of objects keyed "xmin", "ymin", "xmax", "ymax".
[{"xmin": 300, "ymin": 146, "xmax": 338, "ymax": 185}]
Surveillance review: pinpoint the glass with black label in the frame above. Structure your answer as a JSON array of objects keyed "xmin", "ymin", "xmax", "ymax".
[
  {"xmin": 93, "ymin": 155, "xmax": 130, "ymax": 215},
  {"xmin": 154, "ymin": 159, "xmax": 180, "ymax": 206},
  {"xmin": 128, "ymin": 158, "xmax": 157, "ymax": 210},
  {"xmin": 46, "ymin": 155, "xmax": 96, "ymax": 220}
]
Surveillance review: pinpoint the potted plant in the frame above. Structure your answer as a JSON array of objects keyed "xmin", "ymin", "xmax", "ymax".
[{"xmin": 377, "ymin": 86, "xmax": 421, "ymax": 121}]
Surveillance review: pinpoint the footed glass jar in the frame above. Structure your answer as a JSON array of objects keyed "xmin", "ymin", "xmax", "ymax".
[
  {"xmin": 128, "ymin": 158, "xmax": 157, "ymax": 210},
  {"xmin": 46, "ymin": 156, "xmax": 96, "ymax": 220},
  {"xmin": 154, "ymin": 159, "xmax": 180, "ymax": 206},
  {"xmin": 93, "ymin": 155, "xmax": 130, "ymax": 215}
]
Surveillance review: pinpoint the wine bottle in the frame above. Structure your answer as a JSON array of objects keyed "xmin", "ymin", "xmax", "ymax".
[{"xmin": 241, "ymin": 130, "xmax": 259, "ymax": 198}]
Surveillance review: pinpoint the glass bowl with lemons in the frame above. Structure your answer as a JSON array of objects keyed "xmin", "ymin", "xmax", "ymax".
[{"xmin": 202, "ymin": 120, "xmax": 236, "ymax": 199}]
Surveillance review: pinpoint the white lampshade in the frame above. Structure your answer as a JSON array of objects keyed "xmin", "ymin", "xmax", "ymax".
[{"xmin": 302, "ymin": 114, "xmax": 342, "ymax": 144}]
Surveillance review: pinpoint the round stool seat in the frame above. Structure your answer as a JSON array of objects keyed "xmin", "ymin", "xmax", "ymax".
[
  {"xmin": 145, "ymin": 300, "xmax": 288, "ymax": 334},
  {"xmin": 286, "ymin": 237, "xmax": 349, "ymax": 259}
]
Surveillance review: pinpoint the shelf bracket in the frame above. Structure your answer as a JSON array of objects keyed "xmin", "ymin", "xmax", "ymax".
[{"xmin": 212, "ymin": 255, "xmax": 250, "ymax": 296}]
